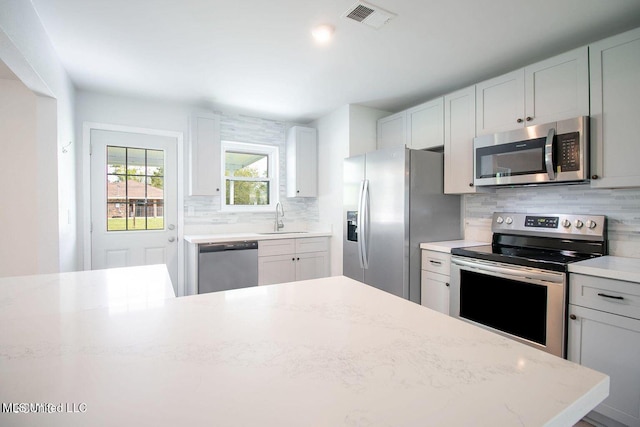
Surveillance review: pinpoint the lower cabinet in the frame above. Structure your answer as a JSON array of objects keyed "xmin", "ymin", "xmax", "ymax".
[
  {"xmin": 568, "ymin": 273, "xmax": 640, "ymax": 427},
  {"xmin": 258, "ymin": 237, "xmax": 329, "ymax": 286},
  {"xmin": 420, "ymin": 250, "xmax": 451, "ymax": 315}
]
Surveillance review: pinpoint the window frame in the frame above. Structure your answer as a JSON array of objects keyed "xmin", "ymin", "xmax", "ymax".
[{"xmin": 220, "ymin": 141, "xmax": 279, "ymax": 212}]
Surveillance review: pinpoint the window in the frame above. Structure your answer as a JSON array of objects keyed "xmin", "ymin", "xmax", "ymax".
[
  {"xmin": 106, "ymin": 146, "xmax": 165, "ymax": 231},
  {"xmin": 221, "ymin": 141, "xmax": 279, "ymax": 211}
]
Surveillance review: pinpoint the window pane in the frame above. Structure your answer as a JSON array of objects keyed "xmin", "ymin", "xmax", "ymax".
[
  {"xmin": 127, "ymin": 148, "xmax": 146, "ymax": 176},
  {"xmin": 147, "ymin": 149, "xmax": 164, "ymax": 176},
  {"xmin": 225, "ymin": 151, "xmax": 268, "ymax": 178},
  {"xmin": 226, "ymin": 180, "xmax": 269, "ymax": 205},
  {"xmin": 107, "ymin": 146, "xmax": 126, "ymax": 174},
  {"xmin": 146, "ymin": 178, "xmax": 164, "ymax": 230},
  {"xmin": 106, "ymin": 146, "xmax": 167, "ymax": 232},
  {"xmin": 107, "ymin": 203, "xmax": 127, "ymax": 231}
]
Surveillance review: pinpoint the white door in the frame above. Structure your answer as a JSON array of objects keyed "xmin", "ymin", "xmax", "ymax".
[{"xmin": 90, "ymin": 129, "xmax": 178, "ymax": 288}]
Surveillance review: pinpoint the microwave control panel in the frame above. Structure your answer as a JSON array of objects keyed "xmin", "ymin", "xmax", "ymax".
[{"xmin": 557, "ymin": 132, "xmax": 580, "ymax": 172}]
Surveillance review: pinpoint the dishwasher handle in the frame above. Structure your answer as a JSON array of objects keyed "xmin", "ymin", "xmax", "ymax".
[{"xmin": 199, "ymin": 241, "xmax": 258, "ymax": 253}]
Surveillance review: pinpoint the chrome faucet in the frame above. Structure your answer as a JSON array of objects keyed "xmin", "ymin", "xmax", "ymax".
[{"xmin": 274, "ymin": 202, "xmax": 285, "ymax": 232}]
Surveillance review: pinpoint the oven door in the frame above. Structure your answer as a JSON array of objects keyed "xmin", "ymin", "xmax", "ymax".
[{"xmin": 450, "ymin": 257, "xmax": 567, "ymax": 357}]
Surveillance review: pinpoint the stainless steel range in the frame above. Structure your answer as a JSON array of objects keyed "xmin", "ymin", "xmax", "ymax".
[{"xmin": 450, "ymin": 212, "xmax": 607, "ymax": 358}]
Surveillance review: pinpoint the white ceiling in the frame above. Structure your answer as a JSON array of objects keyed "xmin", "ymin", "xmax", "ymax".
[{"xmin": 31, "ymin": 0, "xmax": 640, "ymax": 123}]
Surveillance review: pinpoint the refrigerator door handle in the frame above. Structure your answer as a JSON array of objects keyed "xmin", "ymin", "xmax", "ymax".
[
  {"xmin": 357, "ymin": 179, "xmax": 365, "ymax": 268},
  {"xmin": 361, "ymin": 179, "xmax": 370, "ymax": 269}
]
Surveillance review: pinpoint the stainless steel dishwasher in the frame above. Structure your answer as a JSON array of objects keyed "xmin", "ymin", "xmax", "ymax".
[{"xmin": 198, "ymin": 241, "xmax": 259, "ymax": 294}]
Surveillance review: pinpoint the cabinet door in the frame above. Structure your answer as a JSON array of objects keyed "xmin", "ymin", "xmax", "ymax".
[
  {"xmin": 188, "ymin": 113, "xmax": 221, "ymax": 196},
  {"xmin": 590, "ymin": 27, "xmax": 640, "ymax": 188},
  {"xmin": 568, "ymin": 305, "xmax": 640, "ymax": 427},
  {"xmin": 420, "ymin": 270, "xmax": 450, "ymax": 315},
  {"xmin": 286, "ymin": 126, "xmax": 317, "ymax": 197},
  {"xmin": 406, "ymin": 98, "xmax": 444, "ymax": 150},
  {"xmin": 444, "ymin": 86, "xmax": 477, "ymax": 194},
  {"xmin": 524, "ymin": 47, "xmax": 589, "ymax": 126},
  {"xmin": 476, "ymin": 69, "xmax": 525, "ymax": 135},
  {"xmin": 295, "ymin": 251, "xmax": 329, "ymax": 281},
  {"xmin": 258, "ymin": 254, "xmax": 296, "ymax": 285},
  {"xmin": 377, "ymin": 112, "xmax": 406, "ymax": 149}
]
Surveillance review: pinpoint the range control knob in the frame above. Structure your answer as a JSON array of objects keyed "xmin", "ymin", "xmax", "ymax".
[
  {"xmin": 496, "ymin": 216, "xmax": 504, "ymax": 224},
  {"xmin": 574, "ymin": 219, "xmax": 584, "ymax": 229},
  {"xmin": 586, "ymin": 220, "xmax": 597, "ymax": 229},
  {"xmin": 505, "ymin": 217, "xmax": 513, "ymax": 224},
  {"xmin": 561, "ymin": 219, "xmax": 571, "ymax": 228}
]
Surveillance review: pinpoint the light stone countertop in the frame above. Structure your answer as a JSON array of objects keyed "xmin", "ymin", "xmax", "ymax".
[
  {"xmin": 0, "ymin": 264, "xmax": 175, "ymax": 320},
  {"xmin": 569, "ymin": 255, "xmax": 640, "ymax": 283},
  {"xmin": 420, "ymin": 240, "xmax": 489, "ymax": 253},
  {"xmin": 0, "ymin": 274, "xmax": 607, "ymax": 426},
  {"xmin": 184, "ymin": 230, "xmax": 332, "ymax": 244}
]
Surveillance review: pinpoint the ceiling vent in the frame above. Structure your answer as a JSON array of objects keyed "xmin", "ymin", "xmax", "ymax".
[{"xmin": 342, "ymin": 1, "xmax": 396, "ymax": 30}]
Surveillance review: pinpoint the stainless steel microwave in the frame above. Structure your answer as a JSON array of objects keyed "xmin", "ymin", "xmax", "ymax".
[{"xmin": 473, "ymin": 116, "xmax": 589, "ymax": 187}]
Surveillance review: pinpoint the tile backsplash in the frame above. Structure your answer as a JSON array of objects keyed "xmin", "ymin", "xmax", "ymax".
[
  {"xmin": 463, "ymin": 184, "xmax": 640, "ymax": 258},
  {"xmin": 184, "ymin": 114, "xmax": 319, "ymax": 233}
]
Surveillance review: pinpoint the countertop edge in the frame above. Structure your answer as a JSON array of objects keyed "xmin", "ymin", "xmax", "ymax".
[
  {"xmin": 420, "ymin": 240, "xmax": 489, "ymax": 253},
  {"xmin": 184, "ymin": 231, "xmax": 333, "ymax": 244},
  {"xmin": 568, "ymin": 256, "xmax": 640, "ymax": 283}
]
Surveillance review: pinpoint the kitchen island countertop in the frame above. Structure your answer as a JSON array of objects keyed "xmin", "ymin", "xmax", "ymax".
[{"xmin": 0, "ymin": 274, "xmax": 607, "ymax": 426}]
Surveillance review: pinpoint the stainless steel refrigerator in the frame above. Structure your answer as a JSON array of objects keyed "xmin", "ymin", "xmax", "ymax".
[{"xmin": 343, "ymin": 146, "xmax": 461, "ymax": 304}]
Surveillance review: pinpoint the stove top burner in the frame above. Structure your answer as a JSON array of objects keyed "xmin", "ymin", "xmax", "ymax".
[
  {"xmin": 451, "ymin": 244, "xmax": 599, "ymax": 272},
  {"xmin": 451, "ymin": 212, "xmax": 608, "ymax": 272}
]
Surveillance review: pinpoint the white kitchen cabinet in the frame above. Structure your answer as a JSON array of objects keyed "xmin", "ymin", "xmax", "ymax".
[
  {"xmin": 444, "ymin": 86, "xmax": 477, "ymax": 194},
  {"xmin": 377, "ymin": 112, "xmax": 406, "ymax": 149},
  {"xmin": 568, "ymin": 272, "xmax": 640, "ymax": 427},
  {"xmin": 286, "ymin": 126, "xmax": 317, "ymax": 197},
  {"xmin": 406, "ymin": 98, "xmax": 444, "ymax": 150},
  {"xmin": 589, "ymin": 27, "xmax": 640, "ymax": 188},
  {"xmin": 476, "ymin": 47, "xmax": 589, "ymax": 136},
  {"xmin": 258, "ymin": 237, "xmax": 329, "ymax": 285},
  {"xmin": 377, "ymin": 99, "xmax": 444, "ymax": 150},
  {"xmin": 188, "ymin": 112, "xmax": 221, "ymax": 196},
  {"xmin": 420, "ymin": 250, "xmax": 452, "ymax": 314}
]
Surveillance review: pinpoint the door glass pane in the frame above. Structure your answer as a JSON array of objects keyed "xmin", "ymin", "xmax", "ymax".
[
  {"xmin": 106, "ymin": 146, "xmax": 164, "ymax": 231},
  {"xmin": 146, "ymin": 178, "xmax": 164, "ymax": 230}
]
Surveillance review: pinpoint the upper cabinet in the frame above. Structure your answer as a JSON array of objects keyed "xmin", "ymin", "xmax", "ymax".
[
  {"xmin": 286, "ymin": 126, "xmax": 317, "ymax": 197},
  {"xmin": 377, "ymin": 98, "xmax": 444, "ymax": 150},
  {"xmin": 188, "ymin": 112, "xmax": 221, "ymax": 196},
  {"xmin": 377, "ymin": 112, "xmax": 406, "ymax": 149},
  {"xmin": 589, "ymin": 27, "xmax": 640, "ymax": 188},
  {"xmin": 476, "ymin": 47, "xmax": 589, "ymax": 136},
  {"xmin": 444, "ymin": 86, "xmax": 477, "ymax": 194},
  {"xmin": 406, "ymin": 98, "xmax": 444, "ymax": 150}
]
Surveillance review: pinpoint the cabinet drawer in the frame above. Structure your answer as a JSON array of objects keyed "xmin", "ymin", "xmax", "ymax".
[
  {"xmin": 258, "ymin": 239, "xmax": 295, "ymax": 256},
  {"xmin": 570, "ymin": 273, "xmax": 640, "ymax": 320},
  {"xmin": 295, "ymin": 237, "xmax": 328, "ymax": 254},
  {"xmin": 421, "ymin": 250, "xmax": 451, "ymax": 275}
]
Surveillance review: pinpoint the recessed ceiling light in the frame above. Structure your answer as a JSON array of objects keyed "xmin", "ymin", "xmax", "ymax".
[{"xmin": 311, "ymin": 24, "xmax": 334, "ymax": 44}]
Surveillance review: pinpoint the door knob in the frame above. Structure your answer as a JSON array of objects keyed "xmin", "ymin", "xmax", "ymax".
[{"xmin": 168, "ymin": 237, "xmax": 176, "ymax": 242}]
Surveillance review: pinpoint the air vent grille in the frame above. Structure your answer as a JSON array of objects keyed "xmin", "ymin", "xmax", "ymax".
[
  {"xmin": 346, "ymin": 5, "xmax": 375, "ymax": 22},
  {"xmin": 342, "ymin": 1, "xmax": 396, "ymax": 30}
]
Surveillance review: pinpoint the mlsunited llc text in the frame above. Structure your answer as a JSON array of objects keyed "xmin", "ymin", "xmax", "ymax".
[{"xmin": 2, "ymin": 402, "xmax": 87, "ymax": 414}]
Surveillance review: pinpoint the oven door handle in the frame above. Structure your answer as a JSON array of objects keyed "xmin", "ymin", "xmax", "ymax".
[
  {"xmin": 452, "ymin": 258, "xmax": 564, "ymax": 283},
  {"xmin": 545, "ymin": 127, "xmax": 556, "ymax": 181}
]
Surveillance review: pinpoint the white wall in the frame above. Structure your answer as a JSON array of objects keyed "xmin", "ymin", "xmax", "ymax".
[{"xmin": 0, "ymin": 0, "xmax": 77, "ymax": 273}]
